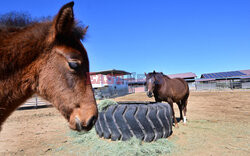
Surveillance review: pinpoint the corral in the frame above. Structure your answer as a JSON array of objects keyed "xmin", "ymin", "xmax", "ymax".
[{"xmin": 0, "ymin": 91, "xmax": 249, "ymax": 155}]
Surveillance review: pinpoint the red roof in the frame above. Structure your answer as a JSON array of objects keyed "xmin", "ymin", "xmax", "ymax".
[
  {"xmin": 167, "ymin": 72, "xmax": 197, "ymax": 79},
  {"xmin": 89, "ymin": 69, "xmax": 131, "ymax": 75},
  {"xmin": 240, "ymin": 69, "xmax": 250, "ymax": 75}
]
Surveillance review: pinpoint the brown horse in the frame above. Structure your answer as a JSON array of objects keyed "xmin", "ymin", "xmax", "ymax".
[
  {"xmin": 145, "ymin": 71, "xmax": 189, "ymax": 127},
  {"xmin": 0, "ymin": 2, "xmax": 98, "ymax": 132}
]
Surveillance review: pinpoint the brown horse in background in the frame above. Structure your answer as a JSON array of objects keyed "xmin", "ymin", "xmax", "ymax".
[
  {"xmin": 0, "ymin": 2, "xmax": 98, "ymax": 132},
  {"xmin": 145, "ymin": 71, "xmax": 189, "ymax": 127}
]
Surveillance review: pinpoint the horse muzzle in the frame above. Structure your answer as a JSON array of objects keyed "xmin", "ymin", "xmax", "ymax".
[
  {"xmin": 69, "ymin": 108, "xmax": 98, "ymax": 132},
  {"xmin": 147, "ymin": 91, "xmax": 153, "ymax": 98},
  {"xmin": 74, "ymin": 116, "xmax": 97, "ymax": 131}
]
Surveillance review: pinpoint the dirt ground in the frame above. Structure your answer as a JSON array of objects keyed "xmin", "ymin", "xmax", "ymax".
[{"xmin": 0, "ymin": 91, "xmax": 250, "ymax": 155}]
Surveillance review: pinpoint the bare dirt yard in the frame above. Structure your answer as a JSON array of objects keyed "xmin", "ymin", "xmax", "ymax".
[{"xmin": 0, "ymin": 91, "xmax": 250, "ymax": 155}]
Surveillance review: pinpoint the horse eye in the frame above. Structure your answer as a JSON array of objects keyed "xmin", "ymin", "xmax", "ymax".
[{"xmin": 68, "ymin": 62, "xmax": 79, "ymax": 70}]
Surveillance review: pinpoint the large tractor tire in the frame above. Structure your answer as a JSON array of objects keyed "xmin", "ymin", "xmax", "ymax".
[{"xmin": 95, "ymin": 102, "xmax": 173, "ymax": 142}]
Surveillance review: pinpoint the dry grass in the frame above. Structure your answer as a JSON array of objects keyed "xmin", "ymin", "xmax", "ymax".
[{"xmin": 0, "ymin": 91, "xmax": 250, "ymax": 155}]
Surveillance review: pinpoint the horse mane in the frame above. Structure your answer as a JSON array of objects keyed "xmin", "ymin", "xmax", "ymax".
[
  {"xmin": 0, "ymin": 12, "xmax": 35, "ymax": 26},
  {"xmin": 0, "ymin": 12, "xmax": 87, "ymax": 78},
  {"xmin": 0, "ymin": 12, "xmax": 86, "ymax": 40},
  {"xmin": 162, "ymin": 74, "xmax": 171, "ymax": 79},
  {"xmin": 148, "ymin": 71, "xmax": 171, "ymax": 79}
]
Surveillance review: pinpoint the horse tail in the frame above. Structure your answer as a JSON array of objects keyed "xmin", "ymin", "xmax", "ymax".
[
  {"xmin": 183, "ymin": 79, "xmax": 189, "ymax": 106},
  {"xmin": 176, "ymin": 78, "xmax": 189, "ymax": 107}
]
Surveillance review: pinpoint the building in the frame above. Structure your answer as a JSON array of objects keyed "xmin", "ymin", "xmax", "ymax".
[
  {"xmin": 196, "ymin": 69, "xmax": 250, "ymax": 90},
  {"xmin": 128, "ymin": 72, "xmax": 197, "ymax": 92},
  {"xmin": 127, "ymin": 77, "xmax": 146, "ymax": 93},
  {"xmin": 90, "ymin": 69, "xmax": 131, "ymax": 99},
  {"xmin": 167, "ymin": 72, "xmax": 197, "ymax": 90}
]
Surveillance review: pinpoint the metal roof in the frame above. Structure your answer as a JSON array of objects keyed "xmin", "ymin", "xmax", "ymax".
[
  {"xmin": 201, "ymin": 70, "xmax": 247, "ymax": 79},
  {"xmin": 240, "ymin": 75, "xmax": 250, "ymax": 79},
  {"xmin": 196, "ymin": 78, "xmax": 216, "ymax": 82},
  {"xmin": 196, "ymin": 75, "xmax": 250, "ymax": 82}
]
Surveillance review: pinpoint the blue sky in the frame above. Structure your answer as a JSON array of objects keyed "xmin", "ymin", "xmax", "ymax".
[{"xmin": 0, "ymin": 0, "xmax": 249, "ymax": 77}]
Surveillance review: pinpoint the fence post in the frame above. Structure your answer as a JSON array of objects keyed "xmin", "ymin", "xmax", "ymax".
[{"xmin": 35, "ymin": 94, "xmax": 38, "ymax": 109}]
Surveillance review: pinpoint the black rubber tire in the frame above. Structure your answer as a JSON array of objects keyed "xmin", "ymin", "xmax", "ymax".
[{"xmin": 95, "ymin": 102, "xmax": 173, "ymax": 142}]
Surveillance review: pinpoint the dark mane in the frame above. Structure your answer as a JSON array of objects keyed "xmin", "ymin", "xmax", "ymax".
[
  {"xmin": 0, "ymin": 12, "xmax": 87, "ymax": 78},
  {"xmin": 148, "ymin": 71, "xmax": 170, "ymax": 79},
  {"xmin": 0, "ymin": 12, "xmax": 86, "ymax": 40},
  {"xmin": 0, "ymin": 12, "xmax": 35, "ymax": 28},
  {"xmin": 163, "ymin": 74, "xmax": 170, "ymax": 79}
]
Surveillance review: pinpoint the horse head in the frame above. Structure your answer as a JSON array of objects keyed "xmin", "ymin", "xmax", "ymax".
[
  {"xmin": 145, "ymin": 71, "xmax": 165, "ymax": 98},
  {"xmin": 37, "ymin": 2, "xmax": 98, "ymax": 131},
  {"xmin": 145, "ymin": 72, "xmax": 157, "ymax": 98}
]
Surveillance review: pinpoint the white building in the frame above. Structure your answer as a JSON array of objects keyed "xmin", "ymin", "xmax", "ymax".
[{"xmin": 90, "ymin": 69, "xmax": 131, "ymax": 99}]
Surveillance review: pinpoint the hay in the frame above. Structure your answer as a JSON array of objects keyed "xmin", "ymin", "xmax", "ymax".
[
  {"xmin": 97, "ymin": 99, "xmax": 118, "ymax": 111},
  {"xmin": 54, "ymin": 129, "xmax": 174, "ymax": 155},
  {"xmin": 53, "ymin": 100, "xmax": 174, "ymax": 155}
]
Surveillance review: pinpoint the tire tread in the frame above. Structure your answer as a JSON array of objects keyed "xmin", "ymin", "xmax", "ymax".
[{"xmin": 95, "ymin": 103, "xmax": 173, "ymax": 142}]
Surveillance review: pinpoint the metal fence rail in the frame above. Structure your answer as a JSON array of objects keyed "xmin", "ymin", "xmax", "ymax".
[
  {"xmin": 19, "ymin": 95, "xmax": 51, "ymax": 109},
  {"xmin": 20, "ymin": 79, "xmax": 250, "ymax": 109},
  {"xmin": 195, "ymin": 79, "xmax": 250, "ymax": 90}
]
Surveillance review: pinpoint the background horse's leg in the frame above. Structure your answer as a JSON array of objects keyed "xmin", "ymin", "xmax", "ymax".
[
  {"xmin": 182, "ymin": 99, "xmax": 188, "ymax": 124},
  {"xmin": 177, "ymin": 102, "xmax": 183, "ymax": 121}
]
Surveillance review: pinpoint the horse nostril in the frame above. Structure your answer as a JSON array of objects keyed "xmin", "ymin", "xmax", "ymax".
[
  {"xmin": 74, "ymin": 116, "xmax": 97, "ymax": 131},
  {"xmin": 75, "ymin": 117, "xmax": 82, "ymax": 131},
  {"xmin": 86, "ymin": 116, "xmax": 97, "ymax": 128},
  {"xmin": 147, "ymin": 91, "xmax": 152, "ymax": 97}
]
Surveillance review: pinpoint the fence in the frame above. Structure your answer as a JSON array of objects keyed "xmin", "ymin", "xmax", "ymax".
[
  {"xmin": 20, "ymin": 79, "xmax": 250, "ymax": 109},
  {"xmin": 94, "ymin": 86, "xmax": 129, "ymax": 100},
  {"xmin": 241, "ymin": 79, "xmax": 250, "ymax": 89},
  {"xmin": 128, "ymin": 79, "xmax": 250, "ymax": 92},
  {"xmin": 19, "ymin": 95, "xmax": 51, "ymax": 109},
  {"xmin": 195, "ymin": 79, "xmax": 250, "ymax": 90}
]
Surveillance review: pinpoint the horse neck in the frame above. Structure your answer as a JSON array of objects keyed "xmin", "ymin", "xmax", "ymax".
[
  {"xmin": 0, "ymin": 23, "xmax": 50, "ymax": 77},
  {"xmin": 153, "ymin": 74, "xmax": 171, "ymax": 92},
  {"xmin": 163, "ymin": 74, "xmax": 171, "ymax": 79},
  {"xmin": 153, "ymin": 74, "xmax": 163, "ymax": 88},
  {"xmin": 0, "ymin": 23, "xmax": 51, "ymax": 125}
]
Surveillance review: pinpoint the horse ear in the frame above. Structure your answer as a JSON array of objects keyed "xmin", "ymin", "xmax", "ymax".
[
  {"xmin": 52, "ymin": 1, "xmax": 75, "ymax": 37},
  {"xmin": 144, "ymin": 72, "xmax": 147, "ymax": 76},
  {"xmin": 83, "ymin": 25, "xmax": 89, "ymax": 34}
]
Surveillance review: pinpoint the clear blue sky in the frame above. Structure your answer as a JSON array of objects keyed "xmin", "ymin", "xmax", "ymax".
[{"xmin": 0, "ymin": 0, "xmax": 249, "ymax": 77}]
